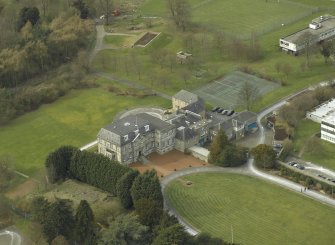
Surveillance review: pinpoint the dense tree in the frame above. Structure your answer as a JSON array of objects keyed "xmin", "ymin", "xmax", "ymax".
[
  {"xmin": 42, "ymin": 199, "xmax": 75, "ymax": 243},
  {"xmin": 31, "ymin": 196, "xmax": 50, "ymax": 222},
  {"xmin": 218, "ymin": 144, "xmax": 247, "ymax": 167},
  {"xmin": 134, "ymin": 198, "xmax": 163, "ymax": 228},
  {"xmin": 208, "ymin": 129, "xmax": 230, "ymax": 164},
  {"xmin": 51, "ymin": 235, "xmax": 70, "ymax": 245},
  {"xmin": 74, "ymin": 200, "xmax": 96, "ymax": 245},
  {"xmin": 45, "ymin": 145, "xmax": 78, "ymax": 183},
  {"xmin": 251, "ymin": 144, "xmax": 277, "ymax": 169},
  {"xmin": 152, "ymin": 224, "xmax": 192, "ymax": 245},
  {"xmin": 116, "ymin": 170, "xmax": 139, "ymax": 209},
  {"xmin": 238, "ymin": 82, "xmax": 259, "ymax": 111},
  {"xmin": 99, "ymin": 214, "xmax": 148, "ymax": 245},
  {"xmin": 17, "ymin": 7, "xmax": 40, "ymax": 31},
  {"xmin": 195, "ymin": 232, "xmax": 225, "ymax": 245},
  {"xmin": 320, "ymin": 42, "xmax": 332, "ymax": 63},
  {"xmin": 70, "ymin": 150, "xmax": 130, "ymax": 195},
  {"xmin": 130, "ymin": 170, "xmax": 164, "ymax": 208},
  {"xmin": 73, "ymin": 0, "xmax": 89, "ymax": 19}
]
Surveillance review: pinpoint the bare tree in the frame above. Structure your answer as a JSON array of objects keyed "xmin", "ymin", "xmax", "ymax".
[
  {"xmin": 40, "ymin": 0, "xmax": 49, "ymax": 18},
  {"xmin": 166, "ymin": 0, "xmax": 191, "ymax": 31},
  {"xmin": 297, "ymin": 32, "xmax": 317, "ymax": 68},
  {"xmin": 99, "ymin": 0, "xmax": 113, "ymax": 25},
  {"xmin": 238, "ymin": 82, "xmax": 259, "ymax": 111}
]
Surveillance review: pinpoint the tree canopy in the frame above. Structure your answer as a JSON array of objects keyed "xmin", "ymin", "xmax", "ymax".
[
  {"xmin": 130, "ymin": 170, "xmax": 164, "ymax": 208},
  {"xmin": 251, "ymin": 144, "xmax": 277, "ymax": 169},
  {"xmin": 99, "ymin": 213, "xmax": 148, "ymax": 245},
  {"xmin": 74, "ymin": 200, "xmax": 96, "ymax": 245},
  {"xmin": 45, "ymin": 145, "xmax": 78, "ymax": 183}
]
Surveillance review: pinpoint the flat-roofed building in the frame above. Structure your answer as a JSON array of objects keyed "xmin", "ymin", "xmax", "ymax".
[
  {"xmin": 279, "ymin": 15, "xmax": 335, "ymax": 55},
  {"xmin": 306, "ymin": 98, "xmax": 335, "ymax": 123},
  {"xmin": 321, "ymin": 116, "xmax": 335, "ymax": 144}
]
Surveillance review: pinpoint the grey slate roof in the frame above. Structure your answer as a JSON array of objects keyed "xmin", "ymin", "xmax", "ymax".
[
  {"xmin": 182, "ymin": 98, "xmax": 205, "ymax": 114},
  {"xmin": 173, "ymin": 90, "xmax": 198, "ymax": 104},
  {"xmin": 137, "ymin": 113, "xmax": 175, "ymax": 131},
  {"xmin": 175, "ymin": 126, "xmax": 197, "ymax": 140},
  {"xmin": 230, "ymin": 111, "xmax": 257, "ymax": 125},
  {"xmin": 98, "ymin": 113, "xmax": 175, "ymax": 146}
]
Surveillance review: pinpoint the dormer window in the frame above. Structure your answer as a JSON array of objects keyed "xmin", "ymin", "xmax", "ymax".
[
  {"xmin": 123, "ymin": 135, "xmax": 128, "ymax": 141},
  {"xmin": 134, "ymin": 129, "xmax": 139, "ymax": 135},
  {"xmin": 145, "ymin": 125, "xmax": 150, "ymax": 132}
]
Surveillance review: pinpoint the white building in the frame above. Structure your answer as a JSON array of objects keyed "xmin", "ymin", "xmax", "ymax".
[
  {"xmin": 306, "ymin": 99, "xmax": 335, "ymax": 123},
  {"xmin": 307, "ymin": 98, "xmax": 335, "ymax": 144},
  {"xmin": 321, "ymin": 116, "xmax": 335, "ymax": 144},
  {"xmin": 279, "ymin": 15, "xmax": 335, "ymax": 55}
]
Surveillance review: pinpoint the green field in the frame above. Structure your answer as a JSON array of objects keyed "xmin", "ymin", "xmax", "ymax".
[
  {"xmin": 293, "ymin": 119, "xmax": 335, "ymax": 170},
  {"xmin": 0, "ymin": 81, "xmax": 169, "ymax": 176},
  {"xmin": 140, "ymin": 0, "xmax": 316, "ymax": 36},
  {"xmin": 165, "ymin": 173, "xmax": 335, "ymax": 245}
]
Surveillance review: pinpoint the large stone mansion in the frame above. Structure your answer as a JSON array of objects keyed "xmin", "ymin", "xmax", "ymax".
[{"xmin": 97, "ymin": 90, "xmax": 257, "ymax": 165}]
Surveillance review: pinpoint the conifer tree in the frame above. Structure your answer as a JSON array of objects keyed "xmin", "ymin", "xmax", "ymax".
[{"xmin": 74, "ymin": 200, "xmax": 96, "ymax": 245}]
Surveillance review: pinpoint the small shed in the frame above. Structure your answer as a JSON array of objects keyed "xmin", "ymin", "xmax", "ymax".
[{"xmin": 176, "ymin": 51, "xmax": 192, "ymax": 64}]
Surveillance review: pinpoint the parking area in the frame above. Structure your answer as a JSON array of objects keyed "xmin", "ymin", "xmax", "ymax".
[
  {"xmin": 193, "ymin": 71, "xmax": 279, "ymax": 107},
  {"xmin": 130, "ymin": 150, "xmax": 209, "ymax": 178},
  {"xmin": 284, "ymin": 158, "xmax": 335, "ymax": 186}
]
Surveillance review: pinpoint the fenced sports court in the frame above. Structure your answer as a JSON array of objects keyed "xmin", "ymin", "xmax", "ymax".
[{"xmin": 193, "ymin": 71, "xmax": 280, "ymax": 108}]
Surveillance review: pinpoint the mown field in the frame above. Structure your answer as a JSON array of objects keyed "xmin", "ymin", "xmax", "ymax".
[
  {"xmin": 140, "ymin": 0, "xmax": 316, "ymax": 35},
  {"xmin": 293, "ymin": 119, "xmax": 335, "ymax": 170},
  {"xmin": 165, "ymin": 173, "xmax": 335, "ymax": 245},
  {"xmin": 0, "ymin": 80, "xmax": 170, "ymax": 176}
]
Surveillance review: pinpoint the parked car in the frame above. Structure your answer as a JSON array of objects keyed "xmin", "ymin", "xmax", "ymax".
[
  {"xmin": 212, "ymin": 106, "xmax": 220, "ymax": 112},
  {"xmin": 273, "ymin": 143, "xmax": 283, "ymax": 148},
  {"xmin": 222, "ymin": 110, "xmax": 228, "ymax": 115},
  {"xmin": 227, "ymin": 110, "xmax": 234, "ymax": 116},
  {"xmin": 288, "ymin": 161, "xmax": 296, "ymax": 166},
  {"xmin": 295, "ymin": 164, "xmax": 305, "ymax": 170},
  {"xmin": 317, "ymin": 174, "xmax": 327, "ymax": 179},
  {"xmin": 217, "ymin": 108, "xmax": 224, "ymax": 113}
]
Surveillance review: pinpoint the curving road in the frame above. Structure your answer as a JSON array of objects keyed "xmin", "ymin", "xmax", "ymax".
[{"xmin": 161, "ymin": 84, "xmax": 335, "ymax": 235}]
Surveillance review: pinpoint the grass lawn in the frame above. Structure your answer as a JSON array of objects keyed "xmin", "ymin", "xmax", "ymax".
[
  {"xmin": 165, "ymin": 173, "xmax": 335, "ymax": 245},
  {"xmin": 140, "ymin": 0, "xmax": 315, "ymax": 36},
  {"xmin": 293, "ymin": 119, "xmax": 335, "ymax": 170},
  {"xmin": 0, "ymin": 80, "xmax": 170, "ymax": 176},
  {"xmin": 104, "ymin": 35, "xmax": 128, "ymax": 46}
]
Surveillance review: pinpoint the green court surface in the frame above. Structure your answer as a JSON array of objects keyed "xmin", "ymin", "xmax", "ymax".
[{"xmin": 193, "ymin": 71, "xmax": 280, "ymax": 108}]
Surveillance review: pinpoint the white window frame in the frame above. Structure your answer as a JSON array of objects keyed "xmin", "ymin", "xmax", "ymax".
[
  {"xmin": 145, "ymin": 125, "xmax": 150, "ymax": 132},
  {"xmin": 123, "ymin": 135, "xmax": 128, "ymax": 141}
]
